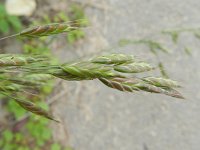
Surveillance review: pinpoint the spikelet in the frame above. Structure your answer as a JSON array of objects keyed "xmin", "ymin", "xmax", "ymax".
[
  {"xmin": 0, "ymin": 56, "xmax": 27, "ymax": 66},
  {"xmin": 0, "ymin": 54, "xmax": 48, "ymax": 66},
  {"xmin": 114, "ymin": 62, "xmax": 154, "ymax": 73},
  {"xmin": 142, "ymin": 77, "xmax": 180, "ymax": 88},
  {"xmin": 99, "ymin": 78, "xmax": 139, "ymax": 92},
  {"xmin": 14, "ymin": 99, "xmax": 59, "ymax": 122},
  {"xmin": 161, "ymin": 88, "xmax": 184, "ymax": 99},
  {"xmin": 19, "ymin": 21, "xmax": 82, "ymax": 38},
  {"xmin": 50, "ymin": 68, "xmax": 85, "ymax": 81},
  {"xmin": 91, "ymin": 53, "xmax": 134, "ymax": 64},
  {"xmin": 62, "ymin": 62, "xmax": 118, "ymax": 80}
]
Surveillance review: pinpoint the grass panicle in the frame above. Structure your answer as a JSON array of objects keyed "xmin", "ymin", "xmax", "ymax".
[
  {"xmin": 0, "ymin": 19, "xmax": 88, "ymax": 41},
  {"xmin": 20, "ymin": 23, "xmax": 76, "ymax": 38},
  {"xmin": 0, "ymin": 24, "xmax": 184, "ymax": 121},
  {"xmin": 0, "ymin": 53, "xmax": 183, "ymax": 101},
  {"xmin": 0, "ymin": 53, "xmax": 184, "ymax": 121}
]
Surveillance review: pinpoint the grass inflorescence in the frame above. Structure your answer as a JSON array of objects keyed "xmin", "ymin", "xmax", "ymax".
[
  {"xmin": 0, "ymin": 19, "xmax": 87, "ymax": 41},
  {"xmin": 0, "ymin": 21, "xmax": 184, "ymax": 121}
]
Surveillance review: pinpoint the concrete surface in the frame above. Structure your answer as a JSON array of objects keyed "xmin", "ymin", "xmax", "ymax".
[{"xmin": 50, "ymin": 0, "xmax": 200, "ymax": 150}]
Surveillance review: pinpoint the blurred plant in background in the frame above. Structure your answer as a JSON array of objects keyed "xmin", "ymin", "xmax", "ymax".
[
  {"xmin": 0, "ymin": 1, "xmax": 87, "ymax": 150},
  {"xmin": 0, "ymin": 3, "xmax": 22, "ymax": 34}
]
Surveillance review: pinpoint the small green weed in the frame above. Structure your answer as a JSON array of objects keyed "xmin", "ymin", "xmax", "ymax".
[{"xmin": 0, "ymin": 3, "xmax": 22, "ymax": 34}]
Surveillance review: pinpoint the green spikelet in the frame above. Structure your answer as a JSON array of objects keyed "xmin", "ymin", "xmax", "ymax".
[
  {"xmin": 46, "ymin": 65, "xmax": 104, "ymax": 81},
  {"xmin": 91, "ymin": 53, "xmax": 134, "ymax": 64},
  {"xmin": 62, "ymin": 62, "xmax": 118, "ymax": 80},
  {"xmin": 142, "ymin": 77, "xmax": 180, "ymax": 88},
  {"xmin": 49, "ymin": 69, "xmax": 80, "ymax": 80},
  {"xmin": 0, "ymin": 56, "xmax": 27, "ymax": 66},
  {"xmin": 114, "ymin": 62, "xmax": 154, "ymax": 73},
  {"xmin": 0, "ymin": 54, "xmax": 49, "ymax": 66}
]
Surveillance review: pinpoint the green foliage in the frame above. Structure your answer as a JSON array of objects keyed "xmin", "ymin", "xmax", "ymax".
[
  {"xmin": 66, "ymin": 4, "xmax": 88, "ymax": 44},
  {"xmin": 23, "ymin": 41, "xmax": 50, "ymax": 55},
  {"xmin": 67, "ymin": 29, "xmax": 85, "ymax": 44},
  {"xmin": 0, "ymin": 118, "xmax": 52, "ymax": 149},
  {"xmin": 7, "ymin": 99, "xmax": 27, "ymax": 119},
  {"xmin": 26, "ymin": 118, "xmax": 51, "ymax": 146},
  {"xmin": 70, "ymin": 4, "xmax": 86, "ymax": 21},
  {"xmin": 0, "ymin": 3, "xmax": 22, "ymax": 34},
  {"xmin": 2, "ymin": 130, "xmax": 13, "ymax": 142},
  {"xmin": 0, "ymin": 120, "xmax": 73, "ymax": 149},
  {"xmin": 51, "ymin": 143, "xmax": 61, "ymax": 150}
]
